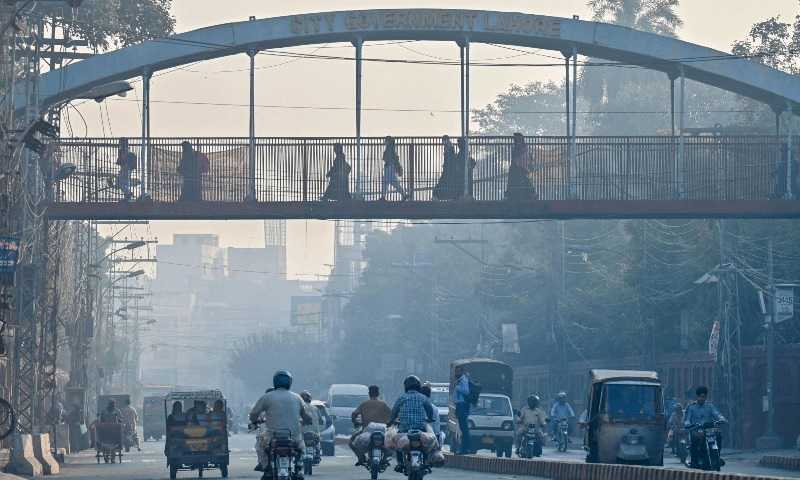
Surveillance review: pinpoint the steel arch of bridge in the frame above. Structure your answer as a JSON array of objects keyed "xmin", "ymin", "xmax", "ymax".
[{"xmin": 14, "ymin": 9, "xmax": 800, "ymax": 112}]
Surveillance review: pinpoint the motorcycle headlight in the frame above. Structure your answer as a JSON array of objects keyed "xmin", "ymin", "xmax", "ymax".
[{"xmin": 501, "ymin": 421, "xmax": 514, "ymax": 431}]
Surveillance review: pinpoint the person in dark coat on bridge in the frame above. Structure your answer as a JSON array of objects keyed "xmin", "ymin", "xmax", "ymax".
[
  {"xmin": 321, "ymin": 143, "xmax": 352, "ymax": 201},
  {"xmin": 177, "ymin": 141, "xmax": 203, "ymax": 202},
  {"xmin": 505, "ymin": 132, "xmax": 538, "ymax": 201},
  {"xmin": 432, "ymin": 135, "xmax": 459, "ymax": 200}
]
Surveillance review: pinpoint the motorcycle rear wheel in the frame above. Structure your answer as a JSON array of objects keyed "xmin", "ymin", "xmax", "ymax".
[
  {"xmin": 370, "ymin": 464, "xmax": 379, "ymax": 480},
  {"xmin": 303, "ymin": 457, "xmax": 312, "ymax": 476}
]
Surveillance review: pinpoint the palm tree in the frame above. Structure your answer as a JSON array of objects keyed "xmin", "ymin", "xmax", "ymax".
[
  {"xmin": 587, "ymin": 0, "xmax": 682, "ymax": 37},
  {"xmin": 580, "ymin": 0, "xmax": 684, "ymax": 133}
]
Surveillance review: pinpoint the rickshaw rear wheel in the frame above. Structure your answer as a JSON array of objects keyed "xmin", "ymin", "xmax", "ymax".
[
  {"xmin": 220, "ymin": 464, "xmax": 228, "ymax": 478},
  {"xmin": 198, "ymin": 467, "xmax": 203, "ymax": 477},
  {"xmin": 169, "ymin": 463, "xmax": 178, "ymax": 479}
]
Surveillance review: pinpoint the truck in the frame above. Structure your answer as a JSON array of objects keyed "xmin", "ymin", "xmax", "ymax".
[{"xmin": 447, "ymin": 358, "xmax": 514, "ymax": 457}]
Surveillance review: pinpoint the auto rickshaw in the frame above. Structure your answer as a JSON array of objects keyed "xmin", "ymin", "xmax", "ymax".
[
  {"xmin": 583, "ymin": 369, "xmax": 665, "ymax": 466},
  {"xmin": 164, "ymin": 390, "xmax": 229, "ymax": 479},
  {"xmin": 96, "ymin": 394, "xmax": 129, "ymax": 464}
]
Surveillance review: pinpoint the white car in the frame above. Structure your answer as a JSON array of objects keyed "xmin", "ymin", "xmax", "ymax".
[{"xmin": 311, "ymin": 400, "xmax": 336, "ymax": 456}]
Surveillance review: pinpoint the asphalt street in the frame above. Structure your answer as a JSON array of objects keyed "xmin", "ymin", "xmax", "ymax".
[{"xmin": 53, "ymin": 431, "xmax": 799, "ymax": 479}]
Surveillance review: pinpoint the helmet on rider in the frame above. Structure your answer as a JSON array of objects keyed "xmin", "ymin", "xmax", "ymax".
[
  {"xmin": 557, "ymin": 392, "xmax": 567, "ymax": 403},
  {"xmin": 674, "ymin": 402, "xmax": 683, "ymax": 412},
  {"xmin": 300, "ymin": 390, "xmax": 312, "ymax": 403},
  {"xmin": 273, "ymin": 370, "xmax": 293, "ymax": 390},
  {"xmin": 403, "ymin": 375, "xmax": 422, "ymax": 392},
  {"xmin": 527, "ymin": 395, "xmax": 540, "ymax": 409}
]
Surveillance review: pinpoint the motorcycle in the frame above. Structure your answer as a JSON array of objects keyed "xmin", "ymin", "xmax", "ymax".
[
  {"xmin": 249, "ymin": 422, "xmax": 302, "ymax": 480},
  {"xmin": 365, "ymin": 430, "xmax": 390, "ymax": 480},
  {"xmin": 687, "ymin": 420, "xmax": 724, "ymax": 471},
  {"xmin": 554, "ymin": 418, "xmax": 569, "ymax": 452},
  {"xmin": 401, "ymin": 430, "xmax": 432, "ymax": 480},
  {"xmin": 669, "ymin": 425, "xmax": 688, "ymax": 466},
  {"xmin": 302, "ymin": 431, "xmax": 320, "ymax": 475},
  {"xmin": 122, "ymin": 424, "xmax": 135, "ymax": 453},
  {"xmin": 517, "ymin": 424, "xmax": 543, "ymax": 458}
]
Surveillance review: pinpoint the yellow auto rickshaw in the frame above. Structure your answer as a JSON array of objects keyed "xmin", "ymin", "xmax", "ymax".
[
  {"xmin": 583, "ymin": 369, "xmax": 665, "ymax": 466},
  {"xmin": 164, "ymin": 390, "xmax": 229, "ymax": 479}
]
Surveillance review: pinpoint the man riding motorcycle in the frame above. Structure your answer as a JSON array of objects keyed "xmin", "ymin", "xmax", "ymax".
[
  {"xmin": 515, "ymin": 395, "xmax": 547, "ymax": 454},
  {"xmin": 350, "ymin": 385, "xmax": 392, "ymax": 466},
  {"xmin": 683, "ymin": 386, "xmax": 728, "ymax": 469},
  {"xmin": 120, "ymin": 398, "xmax": 141, "ymax": 451},
  {"xmin": 386, "ymin": 375, "xmax": 436, "ymax": 474},
  {"xmin": 249, "ymin": 371, "xmax": 313, "ymax": 480},
  {"xmin": 549, "ymin": 392, "xmax": 574, "ymax": 442},
  {"xmin": 300, "ymin": 390, "xmax": 324, "ymax": 465}
]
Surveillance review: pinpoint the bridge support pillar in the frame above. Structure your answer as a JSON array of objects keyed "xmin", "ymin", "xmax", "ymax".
[
  {"xmin": 458, "ymin": 37, "xmax": 470, "ymax": 199},
  {"xmin": 353, "ymin": 38, "xmax": 363, "ymax": 199},
  {"xmin": 138, "ymin": 69, "xmax": 152, "ymax": 202},
  {"xmin": 677, "ymin": 67, "xmax": 686, "ymax": 200},
  {"xmin": 245, "ymin": 50, "xmax": 257, "ymax": 202},
  {"xmin": 570, "ymin": 46, "xmax": 577, "ymax": 200},
  {"xmin": 787, "ymin": 100, "xmax": 795, "ymax": 200}
]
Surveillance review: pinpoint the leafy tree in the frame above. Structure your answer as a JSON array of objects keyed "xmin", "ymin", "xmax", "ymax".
[
  {"xmin": 473, "ymin": 81, "xmax": 568, "ymax": 136},
  {"xmin": 228, "ymin": 331, "xmax": 329, "ymax": 400},
  {"xmin": 730, "ymin": 9, "xmax": 800, "ymax": 129},
  {"xmin": 38, "ymin": 0, "xmax": 175, "ymax": 51}
]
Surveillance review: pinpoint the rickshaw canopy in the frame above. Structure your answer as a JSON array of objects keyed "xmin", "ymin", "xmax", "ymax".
[{"xmin": 589, "ymin": 369, "xmax": 660, "ymax": 384}]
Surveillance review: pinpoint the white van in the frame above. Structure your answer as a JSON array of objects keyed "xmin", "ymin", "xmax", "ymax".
[{"xmin": 326, "ymin": 384, "xmax": 369, "ymax": 435}]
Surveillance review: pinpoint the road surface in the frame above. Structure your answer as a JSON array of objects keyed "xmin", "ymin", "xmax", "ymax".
[{"xmin": 54, "ymin": 431, "xmax": 799, "ymax": 479}]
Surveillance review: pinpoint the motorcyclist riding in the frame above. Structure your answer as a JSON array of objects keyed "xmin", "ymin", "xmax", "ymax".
[
  {"xmin": 120, "ymin": 398, "xmax": 141, "ymax": 451},
  {"xmin": 249, "ymin": 370, "xmax": 313, "ymax": 480},
  {"xmin": 300, "ymin": 390, "xmax": 324, "ymax": 465},
  {"xmin": 350, "ymin": 385, "xmax": 391, "ymax": 466},
  {"xmin": 683, "ymin": 386, "xmax": 728, "ymax": 469},
  {"xmin": 386, "ymin": 375, "xmax": 436, "ymax": 474},
  {"xmin": 549, "ymin": 392, "xmax": 574, "ymax": 442},
  {"xmin": 515, "ymin": 395, "xmax": 547, "ymax": 454}
]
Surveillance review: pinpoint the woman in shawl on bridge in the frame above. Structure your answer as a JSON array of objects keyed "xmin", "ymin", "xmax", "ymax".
[
  {"xmin": 432, "ymin": 135, "xmax": 459, "ymax": 200},
  {"xmin": 321, "ymin": 143, "xmax": 352, "ymax": 201},
  {"xmin": 505, "ymin": 133, "xmax": 538, "ymax": 201},
  {"xmin": 177, "ymin": 141, "xmax": 203, "ymax": 202}
]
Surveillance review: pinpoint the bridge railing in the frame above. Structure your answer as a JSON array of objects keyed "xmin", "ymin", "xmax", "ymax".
[{"xmin": 52, "ymin": 135, "xmax": 788, "ymax": 203}]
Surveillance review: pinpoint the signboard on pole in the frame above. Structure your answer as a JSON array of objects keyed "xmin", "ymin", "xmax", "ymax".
[
  {"xmin": 0, "ymin": 237, "xmax": 21, "ymax": 286},
  {"xmin": 775, "ymin": 287, "xmax": 794, "ymax": 323}
]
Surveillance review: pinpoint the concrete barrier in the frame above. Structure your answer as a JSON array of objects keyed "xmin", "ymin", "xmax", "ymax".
[
  {"xmin": 31, "ymin": 434, "xmax": 59, "ymax": 475},
  {"xmin": 443, "ymin": 452, "xmax": 792, "ymax": 480},
  {"xmin": 4, "ymin": 434, "xmax": 43, "ymax": 476},
  {"xmin": 759, "ymin": 455, "xmax": 800, "ymax": 471}
]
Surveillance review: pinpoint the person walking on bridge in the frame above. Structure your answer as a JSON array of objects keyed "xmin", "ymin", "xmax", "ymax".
[
  {"xmin": 178, "ymin": 141, "xmax": 203, "ymax": 202},
  {"xmin": 379, "ymin": 136, "xmax": 409, "ymax": 201}
]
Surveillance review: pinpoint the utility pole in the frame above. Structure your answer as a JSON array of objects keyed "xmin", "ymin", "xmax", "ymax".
[{"xmin": 756, "ymin": 240, "xmax": 784, "ymax": 449}]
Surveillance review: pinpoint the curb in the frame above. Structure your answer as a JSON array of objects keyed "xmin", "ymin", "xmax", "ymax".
[
  {"xmin": 443, "ymin": 452, "xmax": 794, "ymax": 480},
  {"xmin": 759, "ymin": 455, "xmax": 800, "ymax": 471}
]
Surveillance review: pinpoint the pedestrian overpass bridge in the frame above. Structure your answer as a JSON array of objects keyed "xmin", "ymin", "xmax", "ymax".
[
  {"xmin": 50, "ymin": 135, "xmax": 799, "ymax": 219},
  {"xmin": 11, "ymin": 9, "xmax": 800, "ymax": 219}
]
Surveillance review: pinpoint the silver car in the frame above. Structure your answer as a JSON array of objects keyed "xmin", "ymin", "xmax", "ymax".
[{"xmin": 311, "ymin": 400, "xmax": 336, "ymax": 456}]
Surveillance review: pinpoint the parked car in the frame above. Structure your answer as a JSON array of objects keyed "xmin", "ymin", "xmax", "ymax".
[
  {"xmin": 311, "ymin": 400, "xmax": 336, "ymax": 456},
  {"xmin": 326, "ymin": 384, "xmax": 369, "ymax": 435}
]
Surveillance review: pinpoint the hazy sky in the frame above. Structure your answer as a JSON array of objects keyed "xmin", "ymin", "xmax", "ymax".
[{"xmin": 78, "ymin": 0, "xmax": 799, "ymax": 275}]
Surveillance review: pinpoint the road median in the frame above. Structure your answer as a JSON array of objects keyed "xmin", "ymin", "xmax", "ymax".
[
  {"xmin": 443, "ymin": 452, "xmax": 792, "ymax": 480},
  {"xmin": 759, "ymin": 455, "xmax": 800, "ymax": 471}
]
